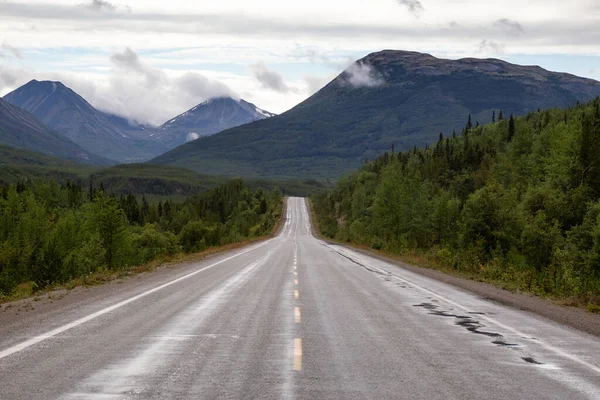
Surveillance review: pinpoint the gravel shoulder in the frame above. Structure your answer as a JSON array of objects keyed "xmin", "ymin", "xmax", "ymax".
[{"xmin": 305, "ymin": 199, "xmax": 600, "ymax": 338}]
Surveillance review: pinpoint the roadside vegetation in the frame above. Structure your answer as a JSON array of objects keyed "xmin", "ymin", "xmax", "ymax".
[
  {"xmin": 312, "ymin": 100, "xmax": 600, "ymax": 311},
  {"xmin": 0, "ymin": 179, "xmax": 282, "ymax": 298}
]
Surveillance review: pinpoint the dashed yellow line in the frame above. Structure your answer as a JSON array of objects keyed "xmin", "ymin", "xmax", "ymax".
[
  {"xmin": 294, "ymin": 338, "xmax": 302, "ymax": 371},
  {"xmin": 293, "ymin": 271, "xmax": 298, "ymax": 276},
  {"xmin": 294, "ymin": 290, "xmax": 299, "ymax": 300},
  {"xmin": 295, "ymin": 307, "xmax": 301, "ymax": 323},
  {"xmin": 294, "ymin": 279, "xmax": 298, "ymax": 286}
]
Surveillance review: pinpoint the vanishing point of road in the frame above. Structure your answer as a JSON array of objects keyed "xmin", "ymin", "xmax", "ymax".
[{"xmin": 1, "ymin": 198, "xmax": 599, "ymax": 399}]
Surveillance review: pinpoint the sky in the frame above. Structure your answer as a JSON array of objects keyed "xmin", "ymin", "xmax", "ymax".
[{"xmin": 1, "ymin": 0, "xmax": 600, "ymax": 125}]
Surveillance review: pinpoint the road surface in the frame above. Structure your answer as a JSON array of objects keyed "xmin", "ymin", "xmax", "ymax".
[{"xmin": 1, "ymin": 197, "xmax": 599, "ymax": 399}]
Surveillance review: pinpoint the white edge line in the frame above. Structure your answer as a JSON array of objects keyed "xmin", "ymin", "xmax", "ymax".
[
  {"xmin": 0, "ymin": 239, "xmax": 273, "ymax": 361},
  {"xmin": 328, "ymin": 245, "xmax": 600, "ymax": 376}
]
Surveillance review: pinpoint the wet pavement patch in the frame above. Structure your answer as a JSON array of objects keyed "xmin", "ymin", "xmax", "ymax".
[
  {"xmin": 455, "ymin": 319, "xmax": 503, "ymax": 338},
  {"xmin": 522, "ymin": 357, "xmax": 544, "ymax": 365},
  {"xmin": 493, "ymin": 340, "xmax": 520, "ymax": 348},
  {"xmin": 413, "ymin": 303, "xmax": 438, "ymax": 310},
  {"xmin": 430, "ymin": 310, "xmax": 471, "ymax": 319}
]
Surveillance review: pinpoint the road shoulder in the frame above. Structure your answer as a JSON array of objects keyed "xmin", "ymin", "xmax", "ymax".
[{"xmin": 305, "ymin": 198, "xmax": 600, "ymax": 338}]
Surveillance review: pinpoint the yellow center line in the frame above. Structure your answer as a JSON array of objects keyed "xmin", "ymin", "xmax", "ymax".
[
  {"xmin": 295, "ymin": 307, "xmax": 301, "ymax": 323},
  {"xmin": 294, "ymin": 279, "xmax": 298, "ymax": 285},
  {"xmin": 293, "ymin": 271, "xmax": 298, "ymax": 276},
  {"xmin": 294, "ymin": 338, "xmax": 302, "ymax": 371},
  {"xmin": 294, "ymin": 290, "xmax": 299, "ymax": 300}
]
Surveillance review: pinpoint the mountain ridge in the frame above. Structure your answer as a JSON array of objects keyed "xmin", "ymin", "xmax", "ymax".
[
  {"xmin": 151, "ymin": 49, "xmax": 600, "ymax": 179},
  {"xmin": 154, "ymin": 96, "xmax": 276, "ymax": 148},
  {"xmin": 0, "ymin": 96, "xmax": 110, "ymax": 165},
  {"xmin": 3, "ymin": 80, "xmax": 168, "ymax": 163}
]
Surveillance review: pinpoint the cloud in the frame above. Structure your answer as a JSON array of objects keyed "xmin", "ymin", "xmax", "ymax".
[
  {"xmin": 0, "ymin": 43, "xmax": 22, "ymax": 59},
  {"xmin": 341, "ymin": 62, "xmax": 384, "ymax": 88},
  {"xmin": 186, "ymin": 132, "xmax": 200, "ymax": 142},
  {"xmin": 110, "ymin": 47, "xmax": 162, "ymax": 86},
  {"xmin": 80, "ymin": 0, "xmax": 116, "ymax": 11},
  {"xmin": 0, "ymin": 67, "xmax": 21, "ymax": 87},
  {"xmin": 396, "ymin": 0, "xmax": 424, "ymax": 16},
  {"xmin": 494, "ymin": 18, "xmax": 525, "ymax": 35},
  {"xmin": 477, "ymin": 40, "xmax": 506, "ymax": 55},
  {"xmin": 102, "ymin": 48, "xmax": 236, "ymax": 124},
  {"xmin": 0, "ymin": 48, "xmax": 238, "ymax": 125},
  {"xmin": 250, "ymin": 62, "xmax": 293, "ymax": 93}
]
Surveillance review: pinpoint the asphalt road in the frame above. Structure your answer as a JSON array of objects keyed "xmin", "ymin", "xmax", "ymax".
[{"xmin": 1, "ymin": 197, "xmax": 599, "ymax": 399}]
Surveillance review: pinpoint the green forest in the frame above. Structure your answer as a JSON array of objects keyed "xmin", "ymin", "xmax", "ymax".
[
  {"xmin": 0, "ymin": 179, "xmax": 282, "ymax": 298},
  {"xmin": 313, "ymin": 100, "xmax": 600, "ymax": 309}
]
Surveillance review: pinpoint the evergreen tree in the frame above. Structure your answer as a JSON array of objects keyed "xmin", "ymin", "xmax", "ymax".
[
  {"xmin": 141, "ymin": 196, "xmax": 150, "ymax": 224},
  {"xmin": 492, "ymin": 110, "xmax": 496, "ymax": 123},
  {"xmin": 498, "ymin": 110, "xmax": 504, "ymax": 121},
  {"xmin": 90, "ymin": 193, "xmax": 127, "ymax": 269},
  {"xmin": 508, "ymin": 114, "xmax": 515, "ymax": 142}
]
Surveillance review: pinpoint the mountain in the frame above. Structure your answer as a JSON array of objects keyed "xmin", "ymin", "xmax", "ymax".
[
  {"xmin": 151, "ymin": 50, "xmax": 600, "ymax": 179},
  {"xmin": 155, "ymin": 97, "xmax": 276, "ymax": 148},
  {"xmin": 0, "ymin": 97, "xmax": 110, "ymax": 165},
  {"xmin": 3, "ymin": 80, "xmax": 168, "ymax": 163}
]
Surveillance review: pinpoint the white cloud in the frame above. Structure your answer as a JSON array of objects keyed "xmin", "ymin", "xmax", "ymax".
[
  {"xmin": 80, "ymin": 0, "xmax": 117, "ymax": 11},
  {"xmin": 494, "ymin": 18, "xmax": 525, "ymax": 36},
  {"xmin": 0, "ymin": 43, "xmax": 22, "ymax": 59},
  {"xmin": 477, "ymin": 40, "xmax": 506, "ymax": 56},
  {"xmin": 396, "ymin": 0, "xmax": 424, "ymax": 17},
  {"xmin": 249, "ymin": 62, "xmax": 294, "ymax": 93},
  {"xmin": 1, "ymin": 0, "xmax": 600, "ymax": 119},
  {"xmin": 186, "ymin": 132, "xmax": 200, "ymax": 142},
  {"xmin": 342, "ymin": 62, "xmax": 384, "ymax": 88}
]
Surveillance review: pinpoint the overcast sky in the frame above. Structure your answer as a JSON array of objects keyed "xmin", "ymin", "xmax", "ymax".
[{"xmin": 1, "ymin": 0, "xmax": 599, "ymax": 125}]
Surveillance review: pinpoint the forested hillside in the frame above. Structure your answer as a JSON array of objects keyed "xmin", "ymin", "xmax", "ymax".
[
  {"xmin": 313, "ymin": 100, "xmax": 600, "ymax": 309},
  {"xmin": 152, "ymin": 50, "xmax": 600, "ymax": 179},
  {"xmin": 0, "ymin": 179, "xmax": 282, "ymax": 297}
]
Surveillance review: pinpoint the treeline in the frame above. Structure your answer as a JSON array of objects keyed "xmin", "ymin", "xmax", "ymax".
[
  {"xmin": 313, "ymin": 99, "xmax": 600, "ymax": 305},
  {"xmin": 0, "ymin": 179, "xmax": 282, "ymax": 296}
]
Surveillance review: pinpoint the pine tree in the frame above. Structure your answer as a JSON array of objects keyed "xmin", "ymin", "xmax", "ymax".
[
  {"xmin": 141, "ymin": 196, "xmax": 149, "ymax": 225},
  {"xmin": 498, "ymin": 110, "xmax": 504, "ymax": 121},
  {"xmin": 90, "ymin": 193, "xmax": 126, "ymax": 269},
  {"xmin": 492, "ymin": 110, "xmax": 496, "ymax": 123},
  {"xmin": 508, "ymin": 114, "xmax": 515, "ymax": 142},
  {"xmin": 466, "ymin": 114, "xmax": 473, "ymax": 131}
]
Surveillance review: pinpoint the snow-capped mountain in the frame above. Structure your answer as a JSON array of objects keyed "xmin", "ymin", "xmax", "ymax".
[
  {"xmin": 3, "ymin": 80, "xmax": 167, "ymax": 163},
  {"xmin": 156, "ymin": 96, "xmax": 276, "ymax": 148}
]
